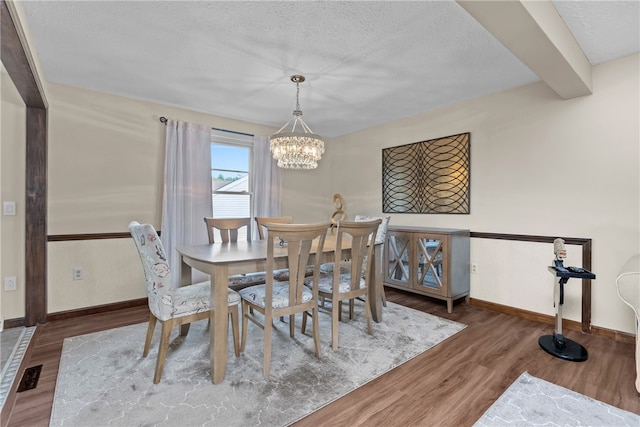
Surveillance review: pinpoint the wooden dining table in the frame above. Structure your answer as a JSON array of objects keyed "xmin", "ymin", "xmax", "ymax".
[{"xmin": 177, "ymin": 229, "xmax": 384, "ymax": 384}]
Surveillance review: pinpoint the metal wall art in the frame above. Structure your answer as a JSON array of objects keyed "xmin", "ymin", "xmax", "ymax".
[{"xmin": 382, "ymin": 132, "xmax": 470, "ymax": 214}]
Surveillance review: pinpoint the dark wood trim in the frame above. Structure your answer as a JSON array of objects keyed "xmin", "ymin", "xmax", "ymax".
[
  {"xmin": 1, "ymin": 0, "xmax": 48, "ymax": 327},
  {"xmin": 25, "ymin": 107, "xmax": 47, "ymax": 326},
  {"xmin": 470, "ymin": 231, "xmax": 592, "ymax": 333},
  {"xmin": 48, "ymin": 232, "xmax": 132, "ymax": 242},
  {"xmin": 0, "ymin": 1, "xmax": 46, "ymax": 108},
  {"xmin": 469, "ymin": 231, "xmax": 589, "ymax": 246},
  {"xmin": 2, "ymin": 317, "xmax": 26, "ymax": 329},
  {"xmin": 469, "ymin": 297, "xmax": 633, "ymax": 344},
  {"xmin": 46, "ymin": 298, "xmax": 148, "ymax": 322}
]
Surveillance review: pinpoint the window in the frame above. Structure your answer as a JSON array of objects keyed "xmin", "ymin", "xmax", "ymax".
[{"xmin": 211, "ymin": 129, "xmax": 253, "ymax": 241}]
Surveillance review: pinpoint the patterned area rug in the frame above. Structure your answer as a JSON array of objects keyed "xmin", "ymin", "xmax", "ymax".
[
  {"xmin": 474, "ymin": 372, "xmax": 640, "ymax": 426},
  {"xmin": 50, "ymin": 301, "xmax": 465, "ymax": 427}
]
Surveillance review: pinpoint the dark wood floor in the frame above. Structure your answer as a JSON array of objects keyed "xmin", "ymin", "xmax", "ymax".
[{"xmin": 5, "ymin": 288, "xmax": 640, "ymax": 426}]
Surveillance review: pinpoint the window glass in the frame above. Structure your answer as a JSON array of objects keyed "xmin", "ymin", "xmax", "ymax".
[{"xmin": 211, "ymin": 130, "xmax": 253, "ymax": 241}]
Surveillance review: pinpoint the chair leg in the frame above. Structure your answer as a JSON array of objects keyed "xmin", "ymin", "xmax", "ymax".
[
  {"xmin": 349, "ymin": 298, "xmax": 355, "ymax": 319},
  {"xmin": 289, "ymin": 314, "xmax": 295, "ymax": 338},
  {"xmin": 240, "ymin": 301, "xmax": 250, "ymax": 352},
  {"xmin": 154, "ymin": 320, "xmax": 173, "ymax": 384},
  {"xmin": 229, "ymin": 305, "xmax": 240, "ymax": 357},
  {"xmin": 143, "ymin": 314, "xmax": 157, "ymax": 357},
  {"xmin": 365, "ymin": 296, "xmax": 373, "ymax": 335},
  {"xmin": 301, "ymin": 311, "xmax": 309, "ymax": 334},
  {"xmin": 263, "ymin": 317, "xmax": 273, "ymax": 377},
  {"xmin": 331, "ymin": 300, "xmax": 340, "ymax": 351},
  {"xmin": 312, "ymin": 306, "xmax": 322, "ymax": 359}
]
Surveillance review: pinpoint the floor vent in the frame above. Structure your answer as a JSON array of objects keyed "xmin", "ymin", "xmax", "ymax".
[{"xmin": 17, "ymin": 364, "xmax": 42, "ymax": 392}]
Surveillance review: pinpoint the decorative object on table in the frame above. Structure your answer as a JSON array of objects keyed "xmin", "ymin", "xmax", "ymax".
[
  {"xmin": 269, "ymin": 75, "xmax": 325, "ymax": 170},
  {"xmin": 305, "ymin": 219, "xmax": 381, "ymax": 350},
  {"xmin": 382, "ymin": 132, "xmax": 470, "ymax": 214},
  {"xmin": 50, "ymin": 300, "xmax": 466, "ymax": 427},
  {"xmin": 330, "ymin": 193, "xmax": 346, "ymax": 225},
  {"xmin": 539, "ymin": 238, "xmax": 596, "ymax": 362},
  {"xmin": 128, "ymin": 221, "xmax": 241, "ymax": 383},
  {"xmin": 615, "ymin": 254, "xmax": 640, "ymax": 392},
  {"xmin": 239, "ymin": 222, "xmax": 330, "ymax": 376},
  {"xmin": 474, "ymin": 372, "xmax": 640, "ymax": 426}
]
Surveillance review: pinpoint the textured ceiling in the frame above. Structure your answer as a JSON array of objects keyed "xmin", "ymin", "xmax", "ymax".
[{"xmin": 18, "ymin": 1, "xmax": 640, "ymax": 137}]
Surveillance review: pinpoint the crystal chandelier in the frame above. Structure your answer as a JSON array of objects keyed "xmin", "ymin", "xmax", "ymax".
[{"xmin": 270, "ymin": 75, "xmax": 325, "ymax": 169}]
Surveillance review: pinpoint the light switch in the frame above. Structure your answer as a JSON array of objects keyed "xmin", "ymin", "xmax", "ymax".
[{"xmin": 2, "ymin": 201, "xmax": 16, "ymax": 216}]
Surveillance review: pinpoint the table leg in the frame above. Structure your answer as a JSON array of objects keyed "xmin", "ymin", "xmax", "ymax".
[
  {"xmin": 211, "ymin": 264, "xmax": 229, "ymax": 384},
  {"xmin": 369, "ymin": 245, "xmax": 383, "ymax": 322}
]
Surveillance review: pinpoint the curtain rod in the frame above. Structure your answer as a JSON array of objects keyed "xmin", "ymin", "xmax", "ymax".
[{"xmin": 159, "ymin": 116, "xmax": 254, "ymax": 137}]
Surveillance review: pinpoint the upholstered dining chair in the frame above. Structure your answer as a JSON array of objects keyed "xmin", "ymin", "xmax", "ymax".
[
  {"xmin": 255, "ymin": 216, "xmax": 294, "ymax": 240},
  {"xmin": 239, "ymin": 222, "xmax": 330, "ymax": 377},
  {"xmin": 128, "ymin": 221, "xmax": 240, "ymax": 383},
  {"xmin": 304, "ymin": 219, "xmax": 381, "ymax": 351}
]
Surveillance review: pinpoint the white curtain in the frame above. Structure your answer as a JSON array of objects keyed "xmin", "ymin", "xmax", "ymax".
[
  {"xmin": 252, "ymin": 135, "xmax": 281, "ymax": 238},
  {"xmin": 161, "ymin": 119, "xmax": 213, "ymax": 287}
]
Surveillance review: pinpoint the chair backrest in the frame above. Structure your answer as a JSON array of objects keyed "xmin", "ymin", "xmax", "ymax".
[
  {"xmin": 255, "ymin": 216, "xmax": 294, "ymax": 240},
  {"xmin": 204, "ymin": 217, "xmax": 251, "ymax": 243},
  {"xmin": 128, "ymin": 221, "xmax": 173, "ymax": 320},
  {"xmin": 354, "ymin": 214, "xmax": 390, "ymax": 244},
  {"xmin": 265, "ymin": 222, "xmax": 330, "ymax": 308},
  {"xmin": 335, "ymin": 219, "xmax": 382, "ymax": 291}
]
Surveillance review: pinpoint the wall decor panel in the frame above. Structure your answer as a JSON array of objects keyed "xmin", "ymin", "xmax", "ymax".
[{"xmin": 382, "ymin": 132, "xmax": 470, "ymax": 214}]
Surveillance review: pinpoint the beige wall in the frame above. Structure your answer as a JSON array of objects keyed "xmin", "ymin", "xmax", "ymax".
[
  {"xmin": 45, "ymin": 83, "xmax": 276, "ymax": 312},
  {"xmin": 281, "ymin": 54, "xmax": 639, "ymax": 334},
  {"xmin": 0, "ymin": 67, "xmax": 27, "ymax": 322}
]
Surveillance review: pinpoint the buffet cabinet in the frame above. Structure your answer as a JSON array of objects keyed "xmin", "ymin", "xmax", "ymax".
[{"xmin": 384, "ymin": 226, "xmax": 470, "ymax": 313}]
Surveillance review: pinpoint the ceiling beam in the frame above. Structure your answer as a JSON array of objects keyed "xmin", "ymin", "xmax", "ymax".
[{"xmin": 457, "ymin": 0, "xmax": 592, "ymax": 99}]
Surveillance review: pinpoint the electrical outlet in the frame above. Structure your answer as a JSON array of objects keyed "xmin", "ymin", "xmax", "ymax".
[
  {"xmin": 2, "ymin": 201, "xmax": 16, "ymax": 216},
  {"xmin": 471, "ymin": 263, "xmax": 479, "ymax": 274},
  {"xmin": 73, "ymin": 267, "xmax": 84, "ymax": 280},
  {"xmin": 4, "ymin": 276, "xmax": 17, "ymax": 291}
]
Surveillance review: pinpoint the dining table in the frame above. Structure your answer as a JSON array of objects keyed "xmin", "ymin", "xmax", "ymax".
[{"xmin": 177, "ymin": 228, "xmax": 384, "ymax": 384}]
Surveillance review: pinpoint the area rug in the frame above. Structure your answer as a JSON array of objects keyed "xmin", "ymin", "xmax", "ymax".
[
  {"xmin": 50, "ymin": 300, "xmax": 465, "ymax": 427},
  {"xmin": 474, "ymin": 372, "xmax": 640, "ymax": 426}
]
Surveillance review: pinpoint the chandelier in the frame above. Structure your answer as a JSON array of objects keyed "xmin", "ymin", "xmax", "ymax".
[{"xmin": 270, "ymin": 75, "xmax": 325, "ymax": 169}]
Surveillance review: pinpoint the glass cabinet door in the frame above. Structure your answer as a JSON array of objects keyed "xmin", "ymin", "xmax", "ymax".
[
  {"xmin": 415, "ymin": 236, "xmax": 445, "ymax": 295},
  {"xmin": 385, "ymin": 233, "xmax": 411, "ymax": 287}
]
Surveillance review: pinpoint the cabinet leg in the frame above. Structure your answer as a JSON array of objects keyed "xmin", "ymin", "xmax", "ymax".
[{"xmin": 447, "ymin": 299, "xmax": 453, "ymax": 313}]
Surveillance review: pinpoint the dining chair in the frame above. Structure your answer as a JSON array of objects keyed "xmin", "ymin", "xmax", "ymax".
[
  {"xmin": 319, "ymin": 215, "xmax": 390, "ymax": 306},
  {"xmin": 204, "ymin": 217, "xmax": 252, "ymax": 243},
  {"xmin": 255, "ymin": 215, "xmax": 314, "ymax": 283},
  {"xmin": 204, "ymin": 217, "xmax": 267, "ymax": 290},
  {"xmin": 255, "ymin": 216, "xmax": 294, "ymax": 240},
  {"xmin": 128, "ymin": 221, "xmax": 241, "ymax": 383},
  {"xmin": 304, "ymin": 219, "xmax": 381, "ymax": 351},
  {"xmin": 239, "ymin": 222, "xmax": 330, "ymax": 377}
]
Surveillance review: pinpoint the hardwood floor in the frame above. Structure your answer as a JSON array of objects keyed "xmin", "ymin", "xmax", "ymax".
[{"xmin": 4, "ymin": 288, "xmax": 639, "ymax": 426}]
